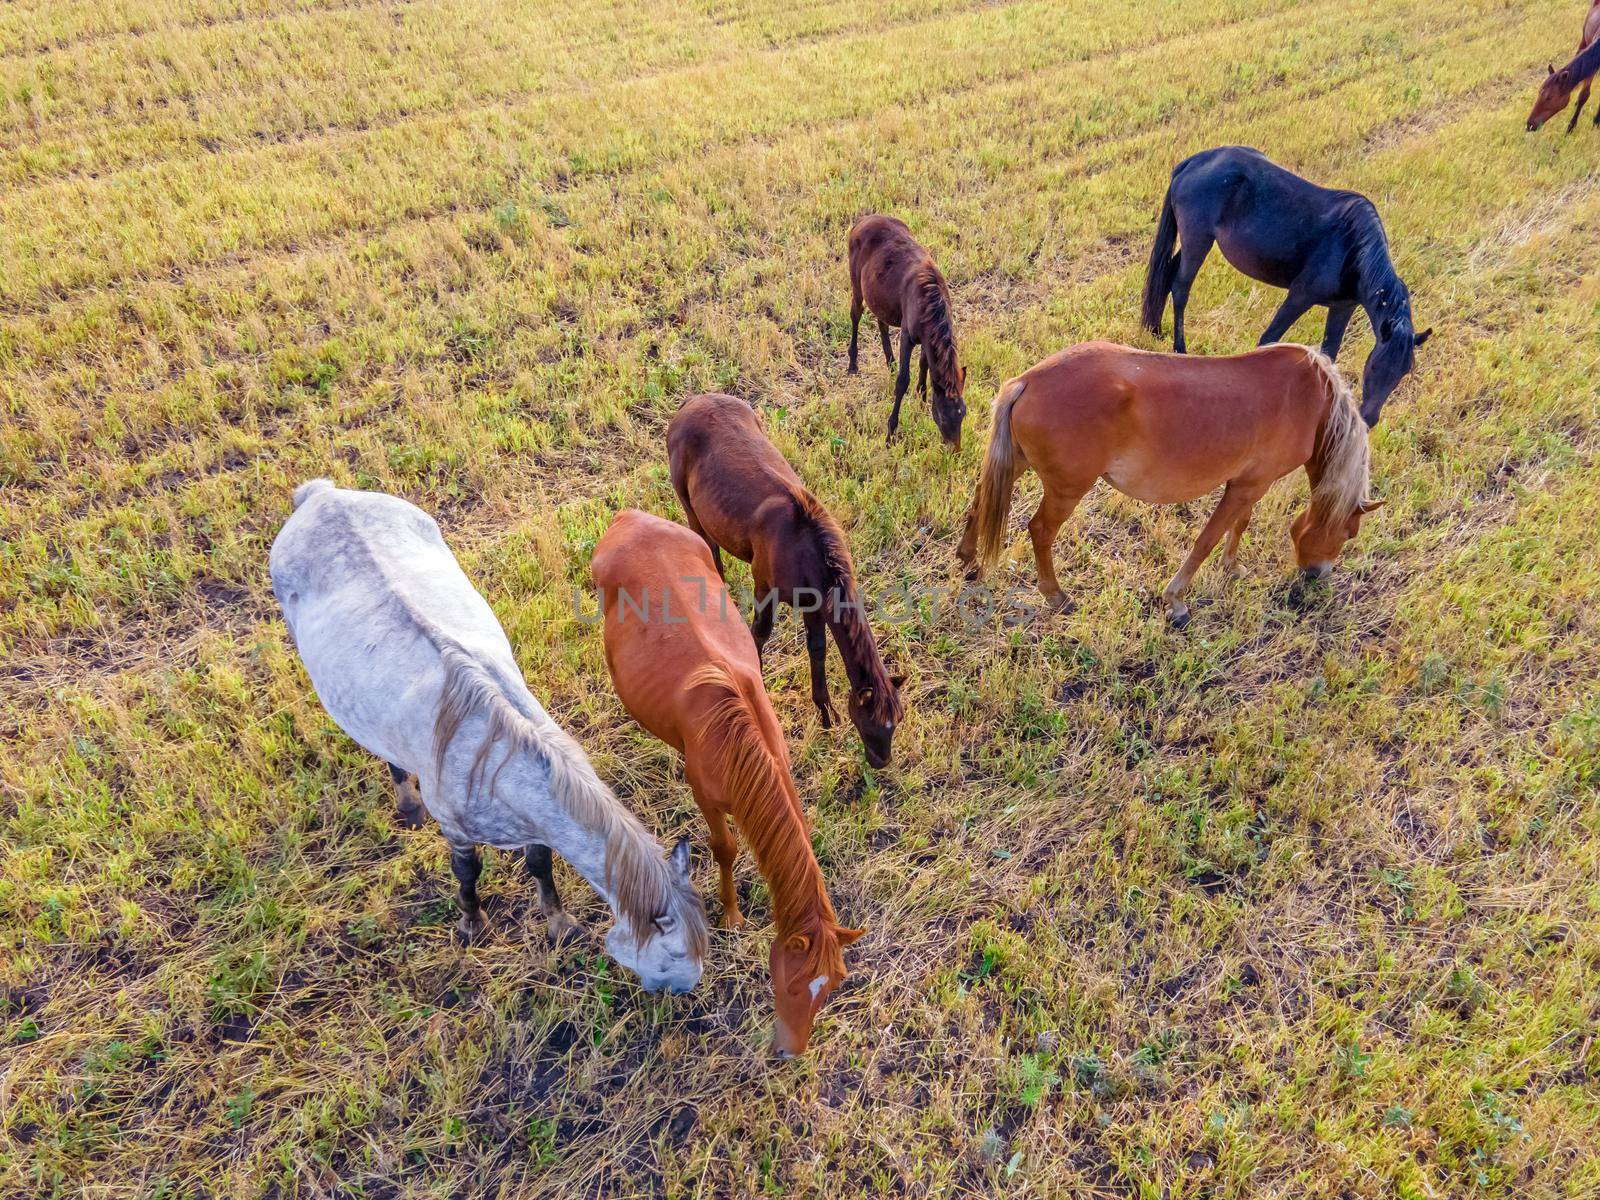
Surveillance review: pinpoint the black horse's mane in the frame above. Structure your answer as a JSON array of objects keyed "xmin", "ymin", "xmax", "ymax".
[
  {"xmin": 1564, "ymin": 36, "xmax": 1600, "ymax": 86},
  {"xmin": 1339, "ymin": 195, "xmax": 1405, "ymax": 316}
]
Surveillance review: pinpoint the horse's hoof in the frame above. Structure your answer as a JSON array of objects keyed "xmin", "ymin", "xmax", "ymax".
[
  {"xmin": 1167, "ymin": 608, "xmax": 1191, "ymax": 631},
  {"xmin": 723, "ymin": 910, "xmax": 747, "ymax": 932},
  {"xmin": 546, "ymin": 912, "xmax": 582, "ymax": 945},
  {"xmin": 456, "ymin": 913, "xmax": 486, "ymax": 943},
  {"xmin": 1044, "ymin": 591, "xmax": 1072, "ymax": 615},
  {"xmin": 847, "ymin": 364, "xmax": 858, "ymax": 375}
]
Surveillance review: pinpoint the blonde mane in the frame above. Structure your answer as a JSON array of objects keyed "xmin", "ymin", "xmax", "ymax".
[
  {"xmin": 1298, "ymin": 346, "xmax": 1371, "ymax": 525},
  {"xmin": 684, "ymin": 663, "xmax": 847, "ymax": 984},
  {"xmin": 432, "ymin": 645, "xmax": 707, "ymax": 956}
]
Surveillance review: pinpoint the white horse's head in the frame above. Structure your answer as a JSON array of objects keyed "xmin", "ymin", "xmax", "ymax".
[{"xmin": 605, "ymin": 838, "xmax": 707, "ymax": 994}]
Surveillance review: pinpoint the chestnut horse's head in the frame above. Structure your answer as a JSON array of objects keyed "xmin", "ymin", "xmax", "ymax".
[
  {"xmin": 1291, "ymin": 499, "xmax": 1385, "ymax": 579},
  {"xmin": 1528, "ymin": 64, "xmax": 1577, "ymax": 131},
  {"xmin": 769, "ymin": 920, "xmax": 864, "ymax": 1057},
  {"xmin": 931, "ymin": 363, "xmax": 968, "ymax": 451}
]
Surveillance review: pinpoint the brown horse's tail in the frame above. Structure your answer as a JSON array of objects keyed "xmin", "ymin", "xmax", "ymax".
[
  {"xmin": 970, "ymin": 377, "xmax": 1028, "ymax": 572},
  {"xmin": 1141, "ymin": 186, "xmax": 1179, "ymax": 336}
]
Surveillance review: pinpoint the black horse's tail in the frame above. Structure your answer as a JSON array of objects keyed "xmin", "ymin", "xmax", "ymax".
[{"xmin": 1141, "ymin": 186, "xmax": 1180, "ymax": 336}]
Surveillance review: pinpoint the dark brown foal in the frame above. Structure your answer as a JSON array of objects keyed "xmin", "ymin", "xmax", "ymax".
[
  {"xmin": 668, "ymin": 393, "xmax": 904, "ymax": 767},
  {"xmin": 848, "ymin": 214, "xmax": 967, "ymax": 448}
]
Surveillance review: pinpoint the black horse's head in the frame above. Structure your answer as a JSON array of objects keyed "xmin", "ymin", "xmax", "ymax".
[{"xmin": 1360, "ymin": 288, "xmax": 1431, "ymax": 426}]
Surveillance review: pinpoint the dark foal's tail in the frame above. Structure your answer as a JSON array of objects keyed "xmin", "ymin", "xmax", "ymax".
[
  {"xmin": 1141, "ymin": 187, "xmax": 1179, "ymax": 336},
  {"xmin": 971, "ymin": 378, "xmax": 1028, "ymax": 572}
]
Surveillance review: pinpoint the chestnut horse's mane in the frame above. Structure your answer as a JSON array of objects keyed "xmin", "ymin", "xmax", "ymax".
[
  {"xmin": 686, "ymin": 663, "xmax": 847, "ymax": 983},
  {"xmin": 913, "ymin": 263, "xmax": 961, "ymax": 397},
  {"xmin": 793, "ymin": 490, "xmax": 902, "ymax": 723},
  {"xmin": 1296, "ymin": 345, "xmax": 1371, "ymax": 525},
  {"xmin": 432, "ymin": 644, "xmax": 707, "ymax": 956}
]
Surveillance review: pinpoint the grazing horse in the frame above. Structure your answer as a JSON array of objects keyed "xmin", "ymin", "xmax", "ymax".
[
  {"xmin": 593, "ymin": 509, "xmax": 864, "ymax": 1057},
  {"xmin": 847, "ymin": 214, "xmax": 968, "ymax": 448},
  {"xmin": 1141, "ymin": 146, "xmax": 1431, "ymax": 426},
  {"xmin": 668, "ymin": 393, "xmax": 904, "ymax": 768},
  {"xmin": 271, "ymin": 480, "xmax": 707, "ymax": 992},
  {"xmin": 956, "ymin": 343, "xmax": 1382, "ymax": 628},
  {"xmin": 1527, "ymin": 7, "xmax": 1600, "ymax": 132}
]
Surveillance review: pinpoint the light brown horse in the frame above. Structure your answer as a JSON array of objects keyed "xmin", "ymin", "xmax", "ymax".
[
  {"xmin": 668, "ymin": 393, "xmax": 904, "ymax": 768},
  {"xmin": 956, "ymin": 342, "xmax": 1381, "ymax": 627},
  {"xmin": 848, "ymin": 214, "xmax": 968, "ymax": 448},
  {"xmin": 1527, "ymin": 1, "xmax": 1600, "ymax": 132},
  {"xmin": 593, "ymin": 508, "xmax": 863, "ymax": 1057}
]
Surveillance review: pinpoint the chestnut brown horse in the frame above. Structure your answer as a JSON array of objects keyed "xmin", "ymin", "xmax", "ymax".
[
  {"xmin": 593, "ymin": 508, "xmax": 864, "ymax": 1057},
  {"xmin": 1527, "ymin": 3, "xmax": 1600, "ymax": 132},
  {"xmin": 848, "ymin": 214, "xmax": 968, "ymax": 448},
  {"xmin": 668, "ymin": 393, "xmax": 904, "ymax": 767},
  {"xmin": 957, "ymin": 342, "xmax": 1381, "ymax": 627}
]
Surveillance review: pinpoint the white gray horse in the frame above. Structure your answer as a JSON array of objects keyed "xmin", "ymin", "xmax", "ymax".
[{"xmin": 270, "ymin": 479, "xmax": 707, "ymax": 993}]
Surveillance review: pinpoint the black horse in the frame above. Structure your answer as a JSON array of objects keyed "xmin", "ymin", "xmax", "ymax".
[{"xmin": 1141, "ymin": 146, "xmax": 1430, "ymax": 426}]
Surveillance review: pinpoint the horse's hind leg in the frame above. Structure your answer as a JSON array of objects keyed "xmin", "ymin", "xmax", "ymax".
[
  {"xmin": 1029, "ymin": 481, "xmax": 1091, "ymax": 612},
  {"xmin": 387, "ymin": 762, "xmax": 426, "ymax": 829},
  {"xmin": 673, "ymin": 480, "xmax": 725, "ymax": 581},
  {"xmin": 450, "ymin": 844, "xmax": 487, "ymax": 942},
  {"xmin": 524, "ymin": 844, "xmax": 580, "ymax": 944},
  {"xmin": 1220, "ymin": 502, "xmax": 1258, "ymax": 578},
  {"xmin": 1320, "ymin": 303, "xmax": 1357, "ymax": 360},
  {"xmin": 849, "ymin": 293, "xmax": 863, "ymax": 374},
  {"xmin": 1170, "ymin": 231, "xmax": 1214, "ymax": 353},
  {"xmin": 1163, "ymin": 481, "xmax": 1266, "ymax": 628}
]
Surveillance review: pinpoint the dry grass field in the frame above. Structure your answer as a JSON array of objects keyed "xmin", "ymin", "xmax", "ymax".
[{"xmin": 4, "ymin": 0, "xmax": 1600, "ymax": 1195}]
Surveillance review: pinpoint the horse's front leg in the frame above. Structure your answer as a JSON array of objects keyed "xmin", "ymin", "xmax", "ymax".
[
  {"xmin": 1569, "ymin": 77, "xmax": 1592, "ymax": 132},
  {"xmin": 524, "ymin": 844, "xmax": 581, "ymax": 943},
  {"xmin": 888, "ymin": 331, "xmax": 914, "ymax": 442},
  {"xmin": 450, "ymin": 843, "xmax": 487, "ymax": 942},
  {"xmin": 749, "ymin": 575, "xmax": 778, "ymax": 660},
  {"xmin": 918, "ymin": 354, "xmax": 928, "ymax": 400},
  {"xmin": 878, "ymin": 317, "xmax": 895, "ymax": 368},
  {"xmin": 1320, "ymin": 303, "xmax": 1357, "ymax": 360},
  {"xmin": 802, "ymin": 609, "xmax": 839, "ymax": 728}
]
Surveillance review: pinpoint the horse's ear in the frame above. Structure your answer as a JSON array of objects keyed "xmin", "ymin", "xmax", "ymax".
[
  {"xmin": 889, "ymin": 673, "xmax": 907, "ymax": 689},
  {"xmin": 833, "ymin": 926, "xmax": 866, "ymax": 947},
  {"xmin": 1358, "ymin": 499, "xmax": 1387, "ymax": 514},
  {"xmin": 959, "ymin": 365, "xmax": 968, "ymax": 392},
  {"xmin": 670, "ymin": 836, "xmax": 691, "ymax": 877},
  {"xmin": 855, "ymin": 685, "xmax": 875, "ymax": 708},
  {"xmin": 1379, "ymin": 317, "xmax": 1394, "ymax": 341},
  {"xmin": 1549, "ymin": 62, "xmax": 1557, "ymax": 75},
  {"xmin": 785, "ymin": 933, "xmax": 811, "ymax": 954},
  {"xmin": 1413, "ymin": 327, "xmax": 1432, "ymax": 348}
]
